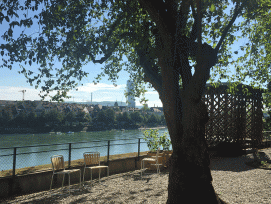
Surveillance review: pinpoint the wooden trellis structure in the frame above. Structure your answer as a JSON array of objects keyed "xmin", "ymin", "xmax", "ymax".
[{"xmin": 203, "ymin": 83, "xmax": 263, "ymax": 150}]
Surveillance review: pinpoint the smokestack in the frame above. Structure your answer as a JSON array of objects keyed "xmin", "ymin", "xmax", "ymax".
[{"xmin": 91, "ymin": 92, "xmax": 93, "ymax": 105}]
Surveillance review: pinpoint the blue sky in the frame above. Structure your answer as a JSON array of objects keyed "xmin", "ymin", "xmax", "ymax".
[
  {"xmin": 0, "ymin": 61, "xmax": 163, "ymax": 106},
  {"xmin": 0, "ymin": 53, "xmax": 163, "ymax": 107},
  {"xmin": 0, "ymin": 2, "xmax": 261, "ymax": 107}
]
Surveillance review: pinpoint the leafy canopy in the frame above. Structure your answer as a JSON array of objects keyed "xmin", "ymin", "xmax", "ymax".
[{"xmin": 0, "ymin": 0, "xmax": 270, "ymax": 101}]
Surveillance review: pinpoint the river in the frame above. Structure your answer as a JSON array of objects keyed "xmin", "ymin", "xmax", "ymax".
[{"xmin": 0, "ymin": 128, "xmax": 169, "ymax": 171}]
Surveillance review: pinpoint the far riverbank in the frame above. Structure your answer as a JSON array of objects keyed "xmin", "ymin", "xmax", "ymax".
[{"xmin": 0, "ymin": 124, "xmax": 167, "ymax": 134}]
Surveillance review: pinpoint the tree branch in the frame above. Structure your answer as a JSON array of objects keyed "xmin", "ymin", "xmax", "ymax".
[
  {"xmin": 104, "ymin": 5, "xmax": 134, "ymax": 39},
  {"xmin": 165, "ymin": 0, "xmax": 178, "ymax": 20},
  {"xmin": 196, "ymin": 0, "xmax": 202, "ymax": 68},
  {"xmin": 136, "ymin": 19, "xmax": 163, "ymax": 94},
  {"xmin": 89, "ymin": 32, "xmax": 130, "ymax": 64},
  {"xmin": 137, "ymin": 0, "xmax": 173, "ymax": 43},
  {"xmin": 172, "ymin": 1, "xmax": 195, "ymax": 90},
  {"xmin": 179, "ymin": 0, "xmax": 191, "ymax": 34},
  {"xmin": 137, "ymin": 0, "xmax": 167, "ymax": 28},
  {"xmin": 215, "ymin": 2, "xmax": 245, "ymax": 53},
  {"xmin": 186, "ymin": 42, "xmax": 217, "ymax": 102},
  {"xmin": 190, "ymin": 3, "xmax": 198, "ymax": 42},
  {"xmin": 138, "ymin": 51, "xmax": 163, "ymax": 94}
]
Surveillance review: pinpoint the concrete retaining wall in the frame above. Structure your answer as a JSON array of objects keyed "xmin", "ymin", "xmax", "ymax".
[{"xmin": 0, "ymin": 153, "xmax": 150, "ymax": 199}]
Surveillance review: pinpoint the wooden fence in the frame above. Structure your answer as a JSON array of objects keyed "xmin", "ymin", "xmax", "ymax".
[{"xmin": 203, "ymin": 83, "xmax": 264, "ymax": 149}]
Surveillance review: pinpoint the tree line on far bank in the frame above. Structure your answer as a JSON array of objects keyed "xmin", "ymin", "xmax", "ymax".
[{"xmin": 0, "ymin": 108, "xmax": 166, "ymax": 131}]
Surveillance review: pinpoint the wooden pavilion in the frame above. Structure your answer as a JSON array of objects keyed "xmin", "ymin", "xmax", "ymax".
[{"xmin": 203, "ymin": 82, "xmax": 264, "ymax": 150}]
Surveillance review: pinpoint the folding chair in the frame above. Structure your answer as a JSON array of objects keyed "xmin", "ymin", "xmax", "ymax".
[
  {"xmin": 141, "ymin": 148, "xmax": 162, "ymax": 178},
  {"xmin": 50, "ymin": 155, "xmax": 81, "ymax": 194},
  {"xmin": 83, "ymin": 152, "xmax": 109, "ymax": 186}
]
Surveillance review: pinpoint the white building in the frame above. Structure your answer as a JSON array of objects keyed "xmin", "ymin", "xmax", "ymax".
[{"xmin": 126, "ymin": 80, "xmax": 135, "ymax": 108}]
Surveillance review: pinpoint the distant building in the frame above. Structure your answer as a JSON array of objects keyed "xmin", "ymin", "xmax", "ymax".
[
  {"xmin": 150, "ymin": 107, "xmax": 164, "ymax": 116},
  {"xmin": 126, "ymin": 80, "xmax": 135, "ymax": 108},
  {"xmin": 86, "ymin": 101, "xmax": 126, "ymax": 107},
  {"xmin": 94, "ymin": 104, "xmax": 103, "ymax": 110},
  {"xmin": 118, "ymin": 106, "xmax": 127, "ymax": 112}
]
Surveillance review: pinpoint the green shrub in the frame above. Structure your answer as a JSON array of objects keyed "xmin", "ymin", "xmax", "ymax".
[{"xmin": 143, "ymin": 129, "xmax": 171, "ymax": 152}]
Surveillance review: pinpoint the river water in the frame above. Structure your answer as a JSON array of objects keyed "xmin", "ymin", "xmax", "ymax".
[{"xmin": 0, "ymin": 128, "xmax": 169, "ymax": 171}]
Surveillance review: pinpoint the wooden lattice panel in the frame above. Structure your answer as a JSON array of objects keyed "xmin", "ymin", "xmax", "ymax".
[{"xmin": 203, "ymin": 83, "xmax": 263, "ymax": 149}]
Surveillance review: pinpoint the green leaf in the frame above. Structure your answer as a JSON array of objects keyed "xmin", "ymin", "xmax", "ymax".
[{"xmin": 210, "ymin": 4, "xmax": 215, "ymax": 12}]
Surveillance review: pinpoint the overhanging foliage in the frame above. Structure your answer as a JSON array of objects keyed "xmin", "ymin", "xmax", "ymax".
[{"xmin": 0, "ymin": 0, "xmax": 270, "ymax": 102}]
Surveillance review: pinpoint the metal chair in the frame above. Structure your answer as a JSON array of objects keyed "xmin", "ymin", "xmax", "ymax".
[
  {"xmin": 83, "ymin": 152, "xmax": 109, "ymax": 186},
  {"xmin": 141, "ymin": 148, "xmax": 162, "ymax": 178},
  {"xmin": 50, "ymin": 155, "xmax": 81, "ymax": 194}
]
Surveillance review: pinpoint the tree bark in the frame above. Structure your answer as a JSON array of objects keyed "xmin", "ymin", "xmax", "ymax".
[
  {"xmin": 164, "ymin": 96, "xmax": 228, "ymax": 204},
  {"xmin": 136, "ymin": 1, "xmax": 231, "ymax": 203},
  {"xmin": 155, "ymin": 37, "xmax": 227, "ymax": 204}
]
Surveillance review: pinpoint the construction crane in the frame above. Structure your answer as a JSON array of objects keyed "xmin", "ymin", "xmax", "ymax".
[{"xmin": 19, "ymin": 90, "xmax": 26, "ymax": 101}]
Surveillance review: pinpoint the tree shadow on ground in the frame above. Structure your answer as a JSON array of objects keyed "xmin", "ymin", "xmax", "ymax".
[
  {"xmin": 243, "ymin": 151, "xmax": 271, "ymax": 170},
  {"xmin": 2, "ymin": 170, "xmax": 168, "ymax": 204},
  {"xmin": 210, "ymin": 148, "xmax": 271, "ymax": 172}
]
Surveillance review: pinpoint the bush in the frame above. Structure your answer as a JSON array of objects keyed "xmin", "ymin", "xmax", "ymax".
[{"xmin": 143, "ymin": 129, "xmax": 171, "ymax": 152}]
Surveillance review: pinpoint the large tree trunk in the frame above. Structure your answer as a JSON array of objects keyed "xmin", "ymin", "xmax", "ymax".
[
  {"xmin": 155, "ymin": 46, "xmax": 227, "ymax": 203},
  {"xmin": 137, "ymin": 2, "xmax": 226, "ymax": 202},
  {"xmin": 164, "ymin": 97, "xmax": 227, "ymax": 204},
  {"xmin": 156, "ymin": 47, "xmax": 226, "ymax": 203},
  {"xmin": 135, "ymin": 1, "xmax": 244, "ymax": 202}
]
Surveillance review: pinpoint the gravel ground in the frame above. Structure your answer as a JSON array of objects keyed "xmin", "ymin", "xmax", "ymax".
[
  {"xmin": 2, "ymin": 148, "xmax": 271, "ymax": 204},
  {"xmin": 210, "ymin": 148, "xmax": 271, "ymax": 204}
]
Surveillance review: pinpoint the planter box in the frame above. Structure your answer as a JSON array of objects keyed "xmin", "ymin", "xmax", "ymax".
[{"xmin": 161, "ymin": 150, "xmax": 173, "ymax": 168}]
